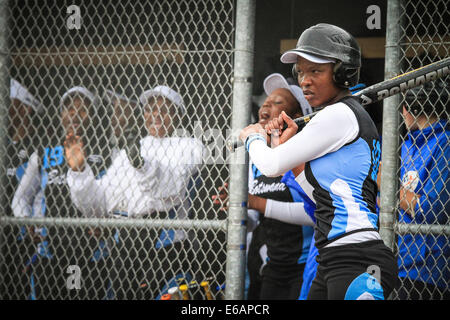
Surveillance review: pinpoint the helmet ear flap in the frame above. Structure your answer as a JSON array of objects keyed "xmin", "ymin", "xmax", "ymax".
[
  {"xmin": 332, "ymin": 62, "xmax": 344, "ymax": 87},
  {"xmin": 332, "ymin": 62, "xmax": 360, "ymax": 88}
]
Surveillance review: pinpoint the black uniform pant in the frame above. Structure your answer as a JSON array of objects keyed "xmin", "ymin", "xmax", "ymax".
[
  {"xmin": 308, "ymin": 240, "xmax": 398, "ymax": 300},
  {"xmin": 246, "ymin": 224, "xmax": 265, "ymax": 300},
  {"xmin": 260, "ymin": 263, "xmax": 305, "ymax": 300},
  {"xmin": 246, "ymin": 224, "xmax": 306, "ymax": 300}
]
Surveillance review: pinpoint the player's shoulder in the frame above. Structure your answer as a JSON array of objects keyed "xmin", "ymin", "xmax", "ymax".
[
  {"xmin": 325, "ymin": 98, "xmax": 357, "ymax": 112},
  {"xmin": 313, "ymin": 100, "xmax": 356, "ymax": 124}
]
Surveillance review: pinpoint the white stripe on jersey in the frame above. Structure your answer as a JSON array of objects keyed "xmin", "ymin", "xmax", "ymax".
[
  {"xmin": 295, "ymin": 170, "xmax": 316, "ymax": 204},
  {"xmin": 330, "ymin": 178, "xmax": 374, "ymax": 233}
]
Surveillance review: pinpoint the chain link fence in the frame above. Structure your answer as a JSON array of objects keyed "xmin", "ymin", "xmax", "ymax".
[
  {"xmin": 1, "ymin": 0, "xmax": 449, "ymax": 301},
  {"xmin": 0, "ymin": 0, "xmax": 241, "ymax": 300},
  {"xmin": 384, "ymin": 0, "xmax": 449, "ymax": 300}
]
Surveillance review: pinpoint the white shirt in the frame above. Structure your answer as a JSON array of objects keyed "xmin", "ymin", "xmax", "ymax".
[
  {"xmin": 12, "ymin": 151, "xmax": 45, "ymax": 218},
  {"xmin": 67, "ymin": 136, "xmax": 204, "ymax": 218}
]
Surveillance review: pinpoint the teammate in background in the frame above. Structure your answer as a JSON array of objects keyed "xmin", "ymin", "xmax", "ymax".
[
  {"xmin": 1, "ymin": 79, "xmax": 44, "ymax": 299},
  {"xmin": 396, "ymin": 80, "xmax": 449, "ymax": 300},
  {"xmin": 214, "ymin": 73, "xmax": 315, "ymax": 300},
  {"xmin": 12, "ymin": 86, "xmax": 113, "ymax": 299},
  {"xmin": 239, "ymin": 23, "xmax": 398, "ymax": 300},
  {"xmin": 6, "ymin": 79, "xmax": 44, "ymax": 216},
  {"xmin": 65, "ymin": 86, "xmax": 204, "ymax": 299}
]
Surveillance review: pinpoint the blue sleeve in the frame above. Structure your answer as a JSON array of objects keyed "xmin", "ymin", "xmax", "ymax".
[
  {"xmin": 281, "ymin": 171, "xmax": 316, "ymax": 223},
  {"xmin": 298, "ymin": 234, "xmax": 319, "ymax": 300}
]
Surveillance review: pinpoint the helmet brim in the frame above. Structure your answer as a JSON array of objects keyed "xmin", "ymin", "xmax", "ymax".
[{"xmin": 281, "ymin": 50, "xmax": 336, "ymax": 64}]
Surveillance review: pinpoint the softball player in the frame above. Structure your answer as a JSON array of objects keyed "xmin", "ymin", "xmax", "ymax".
[
  {"xmin": 240, "ymin": 23, "xmax": 398, "ymax": 300},
  {"xmin": 245, "ymin": 73, "xmax": 315, "ymax": 300}
]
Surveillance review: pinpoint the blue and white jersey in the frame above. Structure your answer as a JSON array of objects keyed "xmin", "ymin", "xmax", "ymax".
[
  {"xmin": 248, "ymin": 97, "xmax": 383, "ymax": 250},
  {"xmin": 302, "ymin": 97, "xmax": 381, "ymax": 249}
]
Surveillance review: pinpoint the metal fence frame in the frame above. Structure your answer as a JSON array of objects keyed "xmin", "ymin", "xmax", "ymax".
[
  {"xmin": 224, "ymin": 0, "xmax": 255, "ymax": 300},
  {"xmin": 0, "ymin": 0, "xmax": 447, "ymax": 300},
  {"xmin": 0, "ymin": 0, "xmax": 9, "ymax": 297}
]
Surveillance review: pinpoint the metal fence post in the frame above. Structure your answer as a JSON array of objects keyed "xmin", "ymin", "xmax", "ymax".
[
  {"xmin": 0, "ymin": 0, "xmax": 9, "ymax": 293},
  {"xmin": 224, "ymin": 0, "xmax": 255, "ymax": 300},
  {"xmin": 379, "ymin": 0, "xmax": 401, "ymax": 251}
]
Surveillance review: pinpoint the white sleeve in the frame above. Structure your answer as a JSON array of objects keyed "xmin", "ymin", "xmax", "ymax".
[
  {"xmin": 12, "ymin": 151, "xmax": 41, "ymax": 218},
  {"xmin": 248, "ymin": 103, "xmax": 359, "ymax": 177},
  {"xmin": 264, "ymin": 199, "xmax": 315, "ymax": 226},
  {"xmin": 67, "ymin": 164, "xmax": 108, "ymax": 217},
  {"xmin": 139, "ymin": 138, "xmax": 203, "ymax": 199}
]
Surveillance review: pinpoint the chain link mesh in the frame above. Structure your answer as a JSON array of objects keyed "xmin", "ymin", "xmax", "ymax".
[
  {"xmin": 1, "ymin": 0, "xmax": 234, "ymax": 300},
  {"xmin": 1, "ymin": 0, "xmax": 449, "ymax": 301},
  {"xmin": 391, "ymin": 0, "xmax": 449, "ymax": 300}
]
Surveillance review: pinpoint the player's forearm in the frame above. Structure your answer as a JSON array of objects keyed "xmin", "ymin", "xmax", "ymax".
[
  {"xmin": 248, "ymin": 105, "xmax": 359, "ymax": 178},
  {"xmin": 265, "ymin": 199, "xmax": 315, "ymax": 226}
]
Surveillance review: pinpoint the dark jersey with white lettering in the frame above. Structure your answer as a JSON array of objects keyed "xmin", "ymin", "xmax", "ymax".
[{"xmin": 249, "ymin": 164, "xmax": 313, "ymax": 277}]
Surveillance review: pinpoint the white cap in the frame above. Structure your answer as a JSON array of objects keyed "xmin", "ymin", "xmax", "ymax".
[
  {"xmin": 105, "ymin": 89, "xmax": 138, "ymax": 105},
  {"xmin": 60, "ymin": 86, "xmax": 97, "ymax": 111},
  {"xmin": 139, "ymin": 85, "xmax": 185, "ymax": 114},
  {"xmin": 280, "ymin": 50, "xmax": 336, "ymax": 64},
  {"xmin": 10, "ymin": 79, "xmax": 44, "ymax": 113},
  {"xmin": 263, "ymin": 73, "xmax": 312, "ymax": 116}
]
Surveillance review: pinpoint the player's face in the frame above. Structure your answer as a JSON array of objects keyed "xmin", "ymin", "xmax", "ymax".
[
  {"xmin": 258, "ymin": 88, "xmax": 301, "ymax": 126},
  {"xmin": 61, "ymin": 97, "xmax": 90, "ymax": 136},
  {"xmin": 9, "ymin": 98, "xmax": 32, "ymax": 141},
  {"xmin": 143, "ymin": 96, "xmax": 176, "ymax": 138},
  {"xmin": 295, "ymin": 57, "xmax": 342, "ymax": 108}
]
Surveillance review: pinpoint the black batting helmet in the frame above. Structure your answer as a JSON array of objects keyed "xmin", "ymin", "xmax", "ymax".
[
  {"xmin": 404, "ymin": 79, "xmax": 449, "ymax": 118},
  {"xmin": 281, "ymin": 23, "xmax": 361, "ymax": 88}
]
